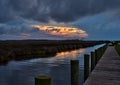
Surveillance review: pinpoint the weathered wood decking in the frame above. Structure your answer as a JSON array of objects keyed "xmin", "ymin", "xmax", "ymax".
[{"xmin": 84, "ymin": 46, "xmax": 120, "ymax": 85}]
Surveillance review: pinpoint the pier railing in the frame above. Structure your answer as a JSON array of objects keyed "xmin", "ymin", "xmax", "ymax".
[{"xmin": 34, "ymin": 45, "xmax": 107, "ymax": 85}]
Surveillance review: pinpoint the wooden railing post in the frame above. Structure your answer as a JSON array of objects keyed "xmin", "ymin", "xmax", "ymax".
[
  {"xmin": 35, "ymin": 76, "xmax": 51, "ymax": 85},
  {"xmin": 71, "ymin": 60, "xmax": 80, "ymax": 85},
  {"xmin": 91, "ymin": 52, "xmax": 95, "ymax": 72},
  {"xmin": 84, "ymin": 54, "xmax": 89, "ymax": 82},
  {"xmin": 95, "ymin": 50, "xmax": 98, "ymax": 66}
]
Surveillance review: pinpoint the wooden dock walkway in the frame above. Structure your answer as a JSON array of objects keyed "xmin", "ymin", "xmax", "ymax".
[{"xmin": 84, "ymin": 46, "xmax": 120, "ymax": 85}]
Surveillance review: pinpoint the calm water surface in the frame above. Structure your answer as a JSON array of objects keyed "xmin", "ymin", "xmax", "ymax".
[{"xmin": 0, "ymin": 44, "xmax": 104, "ymax": 85}]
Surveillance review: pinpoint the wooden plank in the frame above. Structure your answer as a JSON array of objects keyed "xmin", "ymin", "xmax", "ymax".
[{"xmin": 84, "ymin": 46, "xmax": 120, "ymax": 85}]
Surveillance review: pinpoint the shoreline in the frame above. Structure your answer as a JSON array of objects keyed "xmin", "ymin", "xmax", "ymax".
[{"xmin": 0, "ymin": 40, "xmax": 107, "ymax": 65}]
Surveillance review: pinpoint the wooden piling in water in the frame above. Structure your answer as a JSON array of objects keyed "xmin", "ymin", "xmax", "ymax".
[
  {"xmin": 98, "ymin": 48, "xmax": 102, "ymax": 60},
  {"xmin": 84, "ymin": 54, "xmax": 89, "ymax": 82},
  {"xmin": 71, "ymin": 60, "xmax": 80, "ymax": 85},
  {"xmin": 97, "ymin": 49, "xmax": 100, "ymax": 61},
  {"xmin": 35, "ymin": 76, "xmax": 51, "ymax": 85},
  {"xmin": 95, "ymin": 50, "xmax": 98, "ymax": 66},
  {"xmin": 91, "ymin": 52, "xmax": 95, "ymax": 72}
]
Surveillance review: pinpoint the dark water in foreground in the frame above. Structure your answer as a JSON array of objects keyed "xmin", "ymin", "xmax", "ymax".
[{"xmin": 0, "ymin": 44, "xmax": 104, "ymax": 85}]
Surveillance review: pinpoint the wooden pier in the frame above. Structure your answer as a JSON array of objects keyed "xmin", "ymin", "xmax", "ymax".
[{"xmin": 84, "ymin": 46, "xmax": 120, "ymax": 85}]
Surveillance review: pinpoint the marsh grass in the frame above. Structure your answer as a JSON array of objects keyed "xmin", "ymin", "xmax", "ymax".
[
  {"xmin": 0, "ymin": 40, "xmax": 106, "ymax": 65},
  {"xmin": 115, "ymin": 44, "xmax": 120, "ymax": 56}
]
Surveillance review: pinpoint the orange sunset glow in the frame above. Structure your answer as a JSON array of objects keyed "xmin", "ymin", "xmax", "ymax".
[
  {"xmin": 31, "ymin": 25, "xmax": 88, "ymax": 38},
  {"xmin": 56, "ymin": 48, "xmax": 86, "ymax": 59}
]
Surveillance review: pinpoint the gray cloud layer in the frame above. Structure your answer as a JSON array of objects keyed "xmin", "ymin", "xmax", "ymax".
[
  {"xmin": 0, "ymin": 0, "xmax": 120, "ymax": 23},
  {"xmin": 1, "ymin": 0, "xmax": 120, "ymax": 40}
]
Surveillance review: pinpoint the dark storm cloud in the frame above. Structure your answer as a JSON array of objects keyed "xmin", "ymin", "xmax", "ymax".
[
  {"xmin": 73, "ymin": 10, "xmax": 120, "ymax": 40},
  {"xmin": 0, "ymin": 0, "xmax": 120, "ymax": 23}
]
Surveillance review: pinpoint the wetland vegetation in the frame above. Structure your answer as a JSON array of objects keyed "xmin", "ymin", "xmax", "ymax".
[{"xmin": 0, "ymin": 40, "xmax": 109, "ymax": 65}]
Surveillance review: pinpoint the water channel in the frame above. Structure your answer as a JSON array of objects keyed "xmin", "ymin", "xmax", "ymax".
[{"xmin": 0, "ymin": 44, "xmax": 104, "ymax": 85}]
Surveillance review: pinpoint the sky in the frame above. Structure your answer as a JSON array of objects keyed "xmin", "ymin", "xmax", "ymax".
[{"xmin": 0, "ymin": 0, "xmax": 120, "ymax": 40}]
